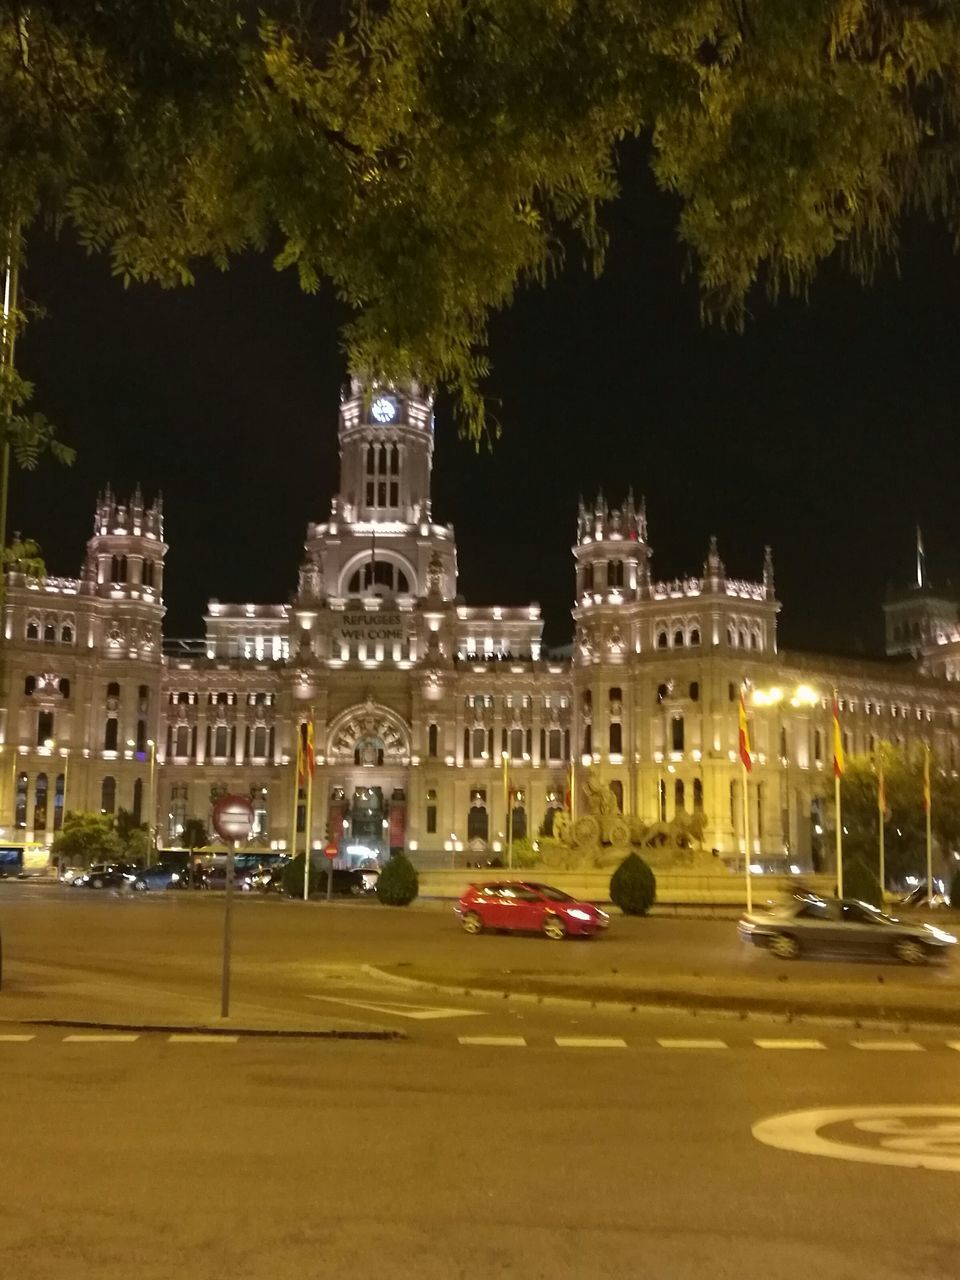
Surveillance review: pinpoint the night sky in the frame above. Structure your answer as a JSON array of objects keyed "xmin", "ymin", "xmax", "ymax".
[{"xmin": 13, "ymin": 143, "xmax": 960, "ymax": 654}]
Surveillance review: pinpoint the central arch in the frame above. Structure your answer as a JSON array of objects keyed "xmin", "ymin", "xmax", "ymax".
[{"xmin": 326, "ymin": 699, "xmax": 412, "ymax": 766}]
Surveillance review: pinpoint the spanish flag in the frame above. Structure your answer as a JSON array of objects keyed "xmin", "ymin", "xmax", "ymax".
[
  {"xmin": 296, "ymin": 722, "xmax": 306, "ymax": 784},
  {"xmin": 738, "ymin": 693, "xmax": 752, "ymax": 772},
  {"xmin": 832, "ymin": 695, "xmax": 845, "ymax": 778},
  {"xmin": 306, "ymin": 719, "xmax": 316, "ymax": 777},
  {"xmin": 923, "ymin": 745, "xmax": 931, "ymax": 813},
  {"xmin": 877, "ymin": 754, "xmax": 889, "ymax": 821}
]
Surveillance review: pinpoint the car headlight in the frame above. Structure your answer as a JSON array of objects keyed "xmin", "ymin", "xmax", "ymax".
[
  {"xmin": 170, "ymin": 872, "xmax": 180, "ymax": 882},
  {"xmin": 923, "ymin": 925, "xmax": 957, "ymax": 943},
  {"xmin": 566, "ymin": 908, "xmax": 592, "ymax": 922}
]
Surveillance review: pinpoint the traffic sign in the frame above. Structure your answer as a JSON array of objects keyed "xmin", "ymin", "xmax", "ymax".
[
  {"xmin": 212, "ymin": 794, "xmax": 255, "ymax": 844},
  {"xmin": 323, "ymin": 841, "xmax": 338, "ymax": 861}
]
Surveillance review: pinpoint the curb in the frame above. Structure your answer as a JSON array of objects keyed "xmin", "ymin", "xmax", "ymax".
[
  {"xmin": 1, "ymin": 1017, "xmax": 405, "ymax": 1041},
  {"xmin": 365, "ymin": 965, "xmax": 960, "ymax": 1033}
]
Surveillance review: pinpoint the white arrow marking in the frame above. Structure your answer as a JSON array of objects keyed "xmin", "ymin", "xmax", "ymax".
[{"xmin": 307, "ymin": 996, "xmax": 486, "ymax": 1021}]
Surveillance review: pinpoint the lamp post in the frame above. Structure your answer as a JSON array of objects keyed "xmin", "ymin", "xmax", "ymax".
[{"xmin": 147, "ymin": 739, "xmax": 157, "ymax": 857}]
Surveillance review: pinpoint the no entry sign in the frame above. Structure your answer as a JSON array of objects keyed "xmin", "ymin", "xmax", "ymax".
[{"xmin": 212, "ymin": 794, "xmax": 255, "ymax": 844}]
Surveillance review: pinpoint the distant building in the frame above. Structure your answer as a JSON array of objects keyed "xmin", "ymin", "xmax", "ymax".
[{"xmin": 3, "ymin": 379, "xmax": 959, "ymax": 870}]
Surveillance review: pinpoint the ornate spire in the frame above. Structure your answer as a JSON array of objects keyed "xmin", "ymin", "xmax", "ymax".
[{"xmin": 763, "ymin": 545, "xmax": 775, "ymax": 596}]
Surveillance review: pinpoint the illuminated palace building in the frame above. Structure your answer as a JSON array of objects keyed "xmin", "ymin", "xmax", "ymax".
[{"xmin": 4, "ymin": 378, "xmax": 960, "ymax": 869}]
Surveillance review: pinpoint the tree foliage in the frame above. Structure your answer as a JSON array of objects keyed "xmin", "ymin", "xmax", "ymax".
[
  {"xmin": 838, "ymin": 743, "xmax": 960, "ymax": 886},
  {"xmin": 3, "ymin": 2, "xmax": 959, "ymax": 435},
  {"xmin": 609, "ymin": 851, "xmax": 657, "ymax": 916},
  {"xmin": 51, "ymin": 811, "xmax": 121, "ymax": 867},
  {"xmin": 377, "ymin": 850, "xmax": 419, "ymax": 906}
]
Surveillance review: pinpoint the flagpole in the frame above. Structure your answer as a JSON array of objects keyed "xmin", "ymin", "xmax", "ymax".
[
  {"xmin": 302, "ymin": 758, "xmax": 314, "ymax": 901},
  {"xmin": 835, "ymin": 770, "xmax": 844, "ymax": 899},
  {"xmin": 877, "ymin": 752, "xmax": 885, "ymax": 901},
  {"xmin": 289, "ymin": 730, "xmax": 300, "ymax": 861},
  {"xmin": 741, "ymin": 759, "xmax": 752, "ymax": 913},
  {"xmin": 925, "ymin": 744, "xmax": 933, "ymax": 906}
]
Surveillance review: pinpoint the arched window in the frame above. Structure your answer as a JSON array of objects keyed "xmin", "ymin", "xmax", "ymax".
[
  {"xmin": 25, "ymin": 618, "xmax": 39, "ymax": 640},
  {"xmin": 397, "ymin": 570, "xmax": 409, "ymax": 593},
  {"xmin": 15, "ymin": 772, "xmax": 27, "ymax": 828},
  {"xmin": 688, "ymin": 627, "xmax": 701, "ymax": 647},
  {"xmin": 60, "ymin": 624, "xmax": 73, "ymax": 644},
  {"xmin": 43, "ymin": 621, "xmax": 56, "ymax": 643},
  {"xmin": 693, "ymin": 778, "xmax": 703, "ymax": 812},
  {"xmin": 727, "ymin": 625, "xmax": 737, "ymax": 647},
  {"xmin": 510, "ymin": 803, "xmax": 527, "ymax": 842},
  {"xmin": 609, "ymin": 780, "xmax": 624, "ymax": 813},
  {"xmin": 132, "ymin": 778, "xmax": 143, "ymax": 825},
  {"xmin": 34, "ymin": 773, "xmax": 48, "ymax": 830},
  {"xmin": 740, "ymin": 627, "xmax": 750, "ymax": 649},
  {"xmin": 656, "ymin": 630, "xmax": 669, "ymax": 649},
  {"xmin": 101, "ymin": 775, "xmax": 116, "ymax": 815},
  {"xmin": 427, "ymin": 723, "xmax": 439, "ymax": 757},
  {"xmin": 689, "ymin": 681, "xmax": 699, "ymax": 702},
  {"xmin": 674, "ymin": 629, "xmax": 684, "ymax": 648},
  {"xmin": 104, "ymin": 718, "xmax": 119, "ymax": 751},
  {"xmin": 467, "ymin": 790, "xmax": 488, "ymax": 843},
  {"xmin": 674, "ymin": 778, "xmax": 685, "ymax": 812}
]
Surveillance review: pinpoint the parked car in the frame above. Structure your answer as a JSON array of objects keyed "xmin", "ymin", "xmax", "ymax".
[
  {"xmin": 322, "ymin": 867, "xmax": 380, "ymax": 896},
  {"xmin": 899, "ymin": 884, "xmax": 949, "ymax": 909},
  {"xmin": 128, "ymin": 864, "xmax": 184, "ymax": 892},
  {"xmin": 73, "ymin": 862, "xmax": 138, "ymax": 890},
  {"xmin": 456, "ymin": 881, "xmax": 609, "ymax": 940},
  {"xmin": 738, "ymin": 893, "xmax": 957, "ymax": 964}
]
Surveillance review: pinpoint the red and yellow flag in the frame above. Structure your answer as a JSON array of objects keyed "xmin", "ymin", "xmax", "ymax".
[
  {"xmin": 923, "ymin": 745, "xmax": 931, "ymax": 814},
  {"xmin": 832, "ymin": 695, "xmax": 845, "ymax": 778},
  {"xmin": 877, "ymin": 754, "xmax": 888, "ymax": 821},
  {"xmin": 306, "ymin": 720, "xmax": 316, "ymax": 777},
  {"xmin": 738, "ymin": 693, "xmax": 752, "ymax": 772},
  {"xmin": 296, "ymin": 722, "xmax": 306, "ymax": 784}
]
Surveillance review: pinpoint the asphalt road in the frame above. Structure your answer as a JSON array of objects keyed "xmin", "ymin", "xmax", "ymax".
[
  {"xmin": 2, "ymin": 886, "xmax": 960, "ymax": 1032},
  {"xmin": 3, "ymin": 1020, "xmax": 960, "ymax": 1279},
  {"xmin": 3, "ymin": 889, "xmax": 960, "ymax": 1277}
]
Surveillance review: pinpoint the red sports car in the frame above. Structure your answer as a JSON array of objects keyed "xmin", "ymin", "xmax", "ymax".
[{"xmin": 456, "ymin": 880, "xmax": 609, "ymax": 940}]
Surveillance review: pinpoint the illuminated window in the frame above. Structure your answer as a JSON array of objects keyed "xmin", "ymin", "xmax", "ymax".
[
  {"xmin": 101, "ymin": 775, "xmax": 116, "ymax": 815},
  {"xmin": 426, "ymin": 788, "xmax": 437, "ymax": 835}
]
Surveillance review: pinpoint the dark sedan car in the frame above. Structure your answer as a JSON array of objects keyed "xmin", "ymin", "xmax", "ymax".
[
  {"xmin": 738, "ymin": 894, "xmax": 957, "ymax": 964},
  {"xmin": 128, "ymin": 864, "xmax": 184, "ymax": 892},
  {"xmin": 73, "ymin": 862, "xmax": 138, "ymax": 890}
]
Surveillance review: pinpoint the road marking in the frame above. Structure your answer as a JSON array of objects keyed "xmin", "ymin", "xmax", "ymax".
[
  {"xmin": 946, "ymin": 1043, "xmax": 960, "ymax": 1052},
  {"xmin": 168, "ymin": 1034, "xmax": 239, "ymax": 1044},
  {"xmin": 458, "ymin": 1036, "xmax": 526, "ymax": 1047},
  {"xmin": 852, "ymin": 1040, "xmax": 924, "ymax": 1052},
  {"xmin": 754, "ymin": 1038, "xmax": 826, "ymax": 1050},
  {"xmin": 657, "ymin": 1038, "xmax": 728, "ymax": 1049},
  {"xmin": 753, "ymin": 1106, "xmax": 960, "ymax": 1172},
  {"xmin": 554, "ymin": 1036, "xmax": 627, "ymax": 1049},
  {"xmin": 62, "ymin": 1034, "xmax": 139, "ymax": 1043},
  {"xmin": 0, "ymin": 1034, "xmax": 35, "ymax": 1042},
  {"xmin": 308, "ymin": 996, "xmax": 485, "ymax": 1021}
]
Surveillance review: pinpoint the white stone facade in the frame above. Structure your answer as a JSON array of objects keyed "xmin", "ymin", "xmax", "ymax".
[{"xmin": 3, "ymin": 380, "xmax": 959, "ymax": 870}]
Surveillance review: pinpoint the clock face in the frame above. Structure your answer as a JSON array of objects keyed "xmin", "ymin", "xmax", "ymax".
[{"xmin": 371, "ymin": 395, "xmax": 397, "ymax": 424}]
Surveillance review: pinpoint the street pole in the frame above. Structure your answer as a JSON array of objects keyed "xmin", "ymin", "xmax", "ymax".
[
  {"xmin": 221, "ymin": 837, "xmax": 236, "ymax": 1018},
  {"xmin": 289, "ymin": 727, "xmax": 300, "ymax": 861},
  {"xmin": 501, "ymin": 751, "xmax": 509, "ymax": 865},
  {"xmin": 741, "ymin": 759, "xmax": 752, "ymax": 913},
  {"xmin": 61, "ymin": 749, "xmax": 69, "ymax": 829}
]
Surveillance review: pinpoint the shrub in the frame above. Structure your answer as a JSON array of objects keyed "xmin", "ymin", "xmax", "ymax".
[
  {"xmin": 609, "ymin": 852, "xmax": 656, "ymax": 916},
  {"xmin": 281, "ymin": 853, "xmax": 323, "ymax": 897},
  {"xmin": 377, "ymin": 851, "xmax": 419, "ymax": 906},
  {"xmin": 842, "ymin": 855, "xmax": 882, "ymax": 908}
]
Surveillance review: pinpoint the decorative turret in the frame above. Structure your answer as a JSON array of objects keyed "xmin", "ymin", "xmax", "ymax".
[
  {"xmin": 573, "ymin": 488, "xmax": 651, "ymax": 606},
  {"xmin": 763, "ymin": 545, "xmax": 775, "ymax": 598},
  {"xmin": 83, "ymin": 487, "xmax": 167, "ymax": 656},
  {"xmin": 337, "ymin": 377, "xmax": 435, "ymax": 524}
]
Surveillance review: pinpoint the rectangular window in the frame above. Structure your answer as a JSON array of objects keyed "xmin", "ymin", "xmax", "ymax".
[
  {"xmin": 389, "ymin": 482, "xmax": 399, "ymax": 506},
  {"xmin": 609, "ymin": 722, "xmax": 622, "ymax": 754},
  {"xmin": 671, "ymin": 716, "xmax": 684, "ymax": 752},
  {"xmin": 426, "ymin": 788, "xmax": 437, "ymax": 835}
]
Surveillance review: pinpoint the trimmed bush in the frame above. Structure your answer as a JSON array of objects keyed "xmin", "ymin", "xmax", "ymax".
[
  {"xmin": 281, "ymin": 853, "xmax": 323, "ymax": 897},
  {"xmin": 609, "ymin": 852, "xmax": 656, "ymax": 916},
  {"xmin": 842, "ymin": 855, "xmax": 882, "ymax": 908},
  {"xmin": 377, "ymin": 851, "xmax": 419, "ymax": 906}
]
